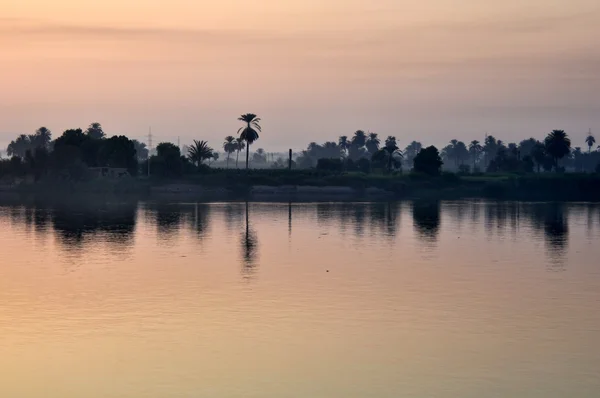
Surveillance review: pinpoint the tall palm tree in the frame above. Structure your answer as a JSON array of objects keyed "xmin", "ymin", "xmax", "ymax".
[
  {"xmin": 187, "ymin": 140, "xmax": 214, "ymax": 167},
  {"xmin": 338, "ymin": 136, "xmax": 350, "ymax": 157},
  {"xmin": 469, "ymin": 140, "xmax": 483, "ymax": 170},
  {"xmin": 235, "ymin": 138, "xmax": 245, "ymax": 168},
  {"xmin": 238, "ymin": 113, "xmax": 261, "ymax": 170},
  {"xmin": 351, "ymin": 130, "xmax": 367, "ymax": 147},
  {"xmin": 7, "ymin": 134, "xmax": 31, "ymax": 158},
  {"xmin": 366, "ymin": 132, "xmax": 380, "ymax": 154},
  {"xmin": 385, "ymin": 136, "xmax": 397, "ymax": 148},
  {"xmin": 223, "ymin": 136, "xmax": 236, "ymax": 168},
  {"xmin": 383, "ymin": 139, "xmax": 402, "ymax": 172},
  {"xmin": 585, "ymin": 130, "xmax": 595, "ymax": 153},
  {"xmin": 31, "ymin": 127, "xmax": 52, "ymax": 149},
  {"xmin": 544, "ymin": 129, "xmax": 571, "ymax": 171}
]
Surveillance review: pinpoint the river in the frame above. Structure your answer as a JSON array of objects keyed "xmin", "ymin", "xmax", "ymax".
[{"xmin": 1, "ymin": 200, "xmax": 599, "ymax": 397}]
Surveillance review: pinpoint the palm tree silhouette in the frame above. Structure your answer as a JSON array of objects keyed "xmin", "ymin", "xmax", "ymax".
[
  {"xmin": 187, "ymin": 140, "xmax": 214, "ymax": 167},
  {"xmin": 223, "ymin": 136, "xmax": 236, "ymax": 168},
  {"xmin": 238, "ymin": 113, "xmax": 261, "ymax": 170},
  {"xmin": 469, "ymin": 140, "xmax": 483, "ymax": 170},
  {"xmin": 366, "ymin": 132, "xmax": 380, "ymax": 154},
  {"xmin": 338, "ymin": 136, "xmax": 350, "ymax": 157},
  {"xmin": 235, "ymin": 138, "xmax": 245, "ymax": 169},
  {"xmin": 544, "ymin": 130, "xmax": 571, "ymax": 171},
  {"xmin": 351, "ymin": 130, "xmax": 367, "ymax": 147},
  {"xmin": 585, "ymin": 130, "xmax": 595, "ymax": 153}
]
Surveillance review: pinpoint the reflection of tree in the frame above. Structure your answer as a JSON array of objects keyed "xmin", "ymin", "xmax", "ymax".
[
  {"xmin": 153, "ymin": 204, "xmax": 182, "ymax": 239},
  {"xmin": 484, "ymin": 202, "xmax": 519, "ymax": 236},
  {"xmin": 412, "ymin": 201, "xmax": 441, "ymax": 242},
  {"xmin": 224, "ymin": 203, "xmax": 244, "ymax": 232},
  {"xmin": 240, "ymin": 202, "xmax": 259, "ymax": 277},
  {"xmin": 353, "ymin": 204, "xmax": 367, "ymax": 236},
  {"xmin": 369, "ymin": 202, "xmax": 399, "ymax": 237},
  {"xmin": 525, "ymin": 203, "xmax": 569, "ymax": 268},
  {"xmin": 52, "ymin": 202, "xmax": 136, "ymax": 250},
  {"xmin": 288, "ymin": 201, "xmax": 292, "ymax": 237},
  {"xmin": 543, "ymin": 204, "xmax": 569, "ymax": 263},
  {"xmin": 183, "ymin": 203, "xmax": 211, "ymax": 239}
]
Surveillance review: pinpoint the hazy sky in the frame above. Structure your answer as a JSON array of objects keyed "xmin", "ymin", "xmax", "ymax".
[{"xmin": 1, "ymin": 0, "xmax": 599, "ymax": 150}]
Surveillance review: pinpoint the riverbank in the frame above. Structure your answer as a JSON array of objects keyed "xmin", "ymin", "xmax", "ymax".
[{"xmin": 3, "ymin": 171, "xmax": 600, "ymax": 201}]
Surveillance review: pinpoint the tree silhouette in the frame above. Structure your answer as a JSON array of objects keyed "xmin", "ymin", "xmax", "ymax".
[
  {"xmin": 85, "ymin": 122, "xmax": 105, "ymax": 140},
  {"xmin": 7, "ymin": 134, "xmax": 31, "ymax": 158},
  {"xmin": 373, "ymin": 139, "xmax": 402, "ymax": 172},
  {"xmin": 469, "ymin": 140, "xmax": 483, "ymax": 170},
  {"xmin": 223, "ymin": 136, "xmax": 236, "ymax": 168},
  {"xmin": 585, "ymin": 132, "xmax": 595, "ymax": 153},
  {"xmin": 413, "ymin": 146, "xmax": 443, "ymax": 175},
  {"xmin": 365, "ymin": 132, "xmax": 380, "ymax": 154},
  {"xmin": 338, "ymin": 136, "xmax": 350, "ymax": 157},
  {"xmin": 238, "ymin": 113, "xmax": 261, "ymax": 170},
  {"xmin": 187, "ymin": 140, "xmax": 214, "ymax": 167},
  {"xmin": 531, "ymin": 141, "xmax": 546, "ymax": 173},
  {"xmin": 403, "ymin": 141, "xmax": 422, "ymax": 170},
  {"xmin": 235, "ymin": 137, "xmax": 245, "ymax": 169},
  {"xmin": 544, "ymin": 130, "xmax": 571, "ymax": 171},
  {"xmin": 30, "ymin": 127, "xmax": 52, "ymax": 149},
  {"xmin": 132, "ymin": 140, "xmax": 149, "ymax": 161},
  {"xmin": 351, "ymin": 130, "xmax": 367, "ymax": 147}
]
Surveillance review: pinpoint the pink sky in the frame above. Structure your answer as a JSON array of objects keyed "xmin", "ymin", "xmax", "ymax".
[{"xmin": 1, "ymin": 0, "xmax": 599, "ymax": 151}]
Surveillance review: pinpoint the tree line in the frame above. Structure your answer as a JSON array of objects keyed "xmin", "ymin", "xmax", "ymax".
[
  {"xmin": 0, "ymin": 114, "xmax": 264, "ymax": 181},
  {"xmin": 296, "ymin": 129, "xmax": 600, "ymax": 174},
  {"xmin": 2, "ymin": 112, "xmax": 599, "ymax": 182}
]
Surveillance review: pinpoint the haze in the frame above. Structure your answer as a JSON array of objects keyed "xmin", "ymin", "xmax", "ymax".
[{"xmin": 1, "ymin": 0, "xmax": 599, "ymax": 150}]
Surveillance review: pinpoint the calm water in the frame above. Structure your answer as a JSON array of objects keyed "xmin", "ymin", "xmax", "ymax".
[{"xmin": 1, "ymin": 200, "xmax": 600, "ymax": 398}]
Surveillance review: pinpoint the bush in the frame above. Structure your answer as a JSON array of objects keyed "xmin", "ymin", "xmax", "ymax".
[{"xmin": 316, "ymin": 158, "xmax": 343, "ymax": 172}]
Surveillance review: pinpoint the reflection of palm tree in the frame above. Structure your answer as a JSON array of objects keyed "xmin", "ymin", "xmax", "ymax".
[
  {"xmin": 543, "ymin": 204, "xmax": 569, "ymax": 259},
  {"xmin": 240, "ymin": 202, "xmax": 259, "ymax": 276}
]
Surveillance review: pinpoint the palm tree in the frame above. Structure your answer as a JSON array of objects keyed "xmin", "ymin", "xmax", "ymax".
[
  {"xmin": 31, "ymin": 127, "xmax": 52, "ymax": 149},
  {"xmin": 223, "ymin": 136, "xmax": 236, "ymax": 168},
  {"xmin": 6, "ymin": 134, "xmax": 31, "ymax": 158},
  {"xmin": 403, "ymin": 141, "xmax": 422, "ymax": 169},
  {"xmin": 469, "ymin": 140, "xmax": 483, "ymax": 170},
  {"xmin": 385, "ymin": 136, "xmax": 397, "ymax": 148},
  {"xmin": 238, "ymin": 113, "xmax": 261, "ymax": 170},
  {"xmin": 366, "ymin": 132, "xmax": 380, "ymax": 154},
  {"xmin": 338, "ymin": 136, "xmax": 350, "ymax": 157},
  {"xmin": 235, "ymin": 138, "xmax": 245, "ymax": 169},
  {"xmin": 531, "ymin": 141, "xmax": 546, "ymax": 173},
  {"xmin": 351, "ymin": 130, "xmax": 367, "ymax": 147},
  {"xmin": 585, "ymin": 130, "xmax": 595, "ymax": 153},
  {"xmin": 187, "ymin": 140, "xmax": 214, "ymax": 167},
  {"xmin": 544, "ymin": 130, "xmax": 571, "ymax": 171}
]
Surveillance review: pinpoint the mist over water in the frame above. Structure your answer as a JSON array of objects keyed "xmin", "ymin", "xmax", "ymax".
[{"xmin": 1, "ymin": 200, "xmax": 599, "ymax": 397}]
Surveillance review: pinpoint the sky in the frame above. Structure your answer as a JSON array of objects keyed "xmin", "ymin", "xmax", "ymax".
[{"xmin": 1, "ymin": 0, "xmax": 599, "ymax": 151}]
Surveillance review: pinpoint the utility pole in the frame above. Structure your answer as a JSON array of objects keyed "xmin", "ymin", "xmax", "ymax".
[{"xmin": 147, "ymin": 127, "xmax": 153, "ymax": 177}]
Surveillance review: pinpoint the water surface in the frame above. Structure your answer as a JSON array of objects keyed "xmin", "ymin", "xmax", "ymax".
[{"xmin": 1, "ymin": 200, "xmax": 599, "ymax": 398}]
